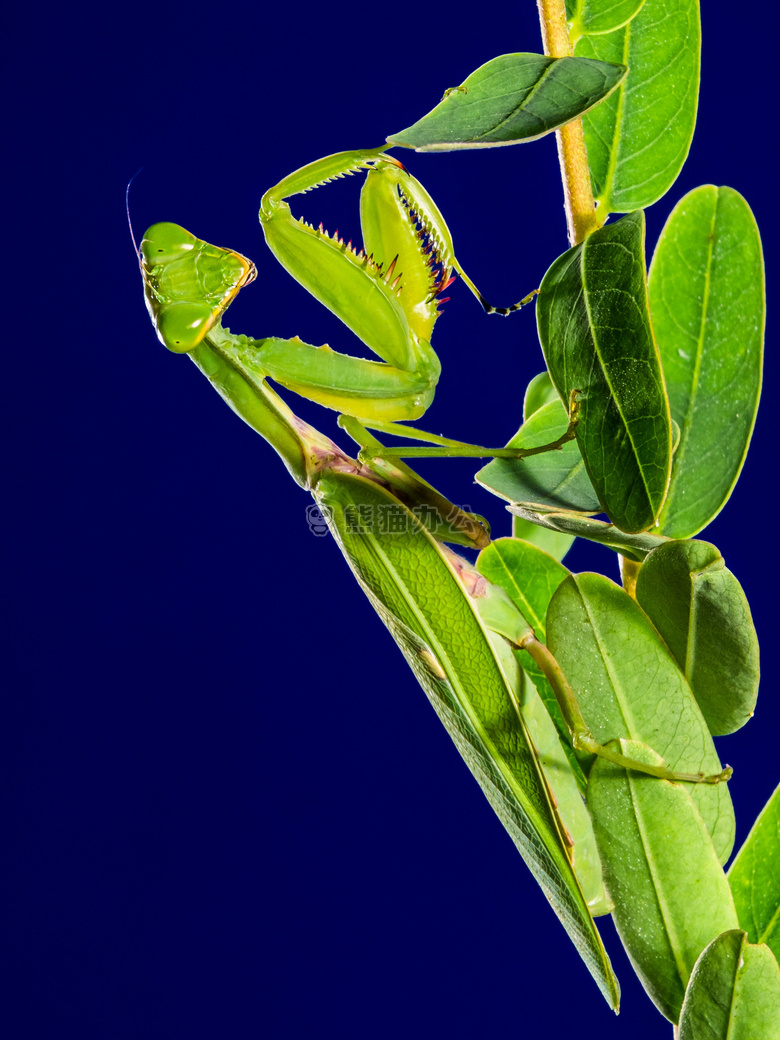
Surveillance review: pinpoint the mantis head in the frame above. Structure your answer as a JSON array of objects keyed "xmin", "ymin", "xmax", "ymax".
[{"xmin": 139, "ymin": 222, "xmax": 257, "ymax": 353}]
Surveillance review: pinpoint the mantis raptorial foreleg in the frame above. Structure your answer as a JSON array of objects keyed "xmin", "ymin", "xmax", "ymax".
[
  {"xmin": 141, "ymin": 146, "xmax": 553, "ymax": 460},
  {"xmin": 137, "ymin": 187, "xmax": 489, "ymax": 541},
  {"xmin": 140, "ymin": 217, "xmax": 441, "ymax": 423}
]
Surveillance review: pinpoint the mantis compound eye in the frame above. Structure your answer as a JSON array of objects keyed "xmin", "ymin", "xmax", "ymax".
[
  {"xmin": 140, "ymin": 221, "xmax": 198, "ymax": 264},
  {"xmin": 153, "ymin": 302, "xmax": 215, "ymax": 352}
]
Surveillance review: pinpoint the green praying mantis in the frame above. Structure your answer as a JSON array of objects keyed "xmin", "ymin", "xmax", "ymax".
[
  {"xmin": 138, "ymin": 140, "xmax": 734, "ymax": 784},
  {"xmin": 137, "ymin": 144, "xmax": 737, "ymax": 1009}
]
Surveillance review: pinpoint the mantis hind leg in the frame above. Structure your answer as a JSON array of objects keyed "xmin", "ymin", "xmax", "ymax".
[
  {"xmin": 520, "ymin": 635, "xmax": 732, "ymax": 785},
  {"xmin": 357, "ymin": 397, "xmax": 579, "ymax": 460},
  {"xmin": 466, "ymin": 281, "xmax": 540, "ymax": 317}
]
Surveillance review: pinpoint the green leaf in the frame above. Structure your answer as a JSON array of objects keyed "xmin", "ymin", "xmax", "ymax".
[
  {"xmin": 576, "ymin": 0, "xmax": 700, "ymax": 213},
  {"xmin": 476, "ymin": 400, "xmax": 602, "ymax": 513},
  {"xmin": 678, "ymin": 931, "xmax": 780, "ymax": 1040},
  {"xmin": 523, "ymin": 371, "xmax": 559, "ymax": 421},
  {"xmin": 487, "ymin": 632, "xmax": 610, "ymax": 915},
  {"xmin": 508, "ymin": 504, "xmax": 669, "ymax": 561},
  {"xmin": 588, "ymin": 739, "xmax": 739, "ymax": 1023},
  {"xmin": 510, "ymin": 516, "xmax": 575, "ymax": 561},
  {"xmin": 547, "ymin": 573, "xmax": 735, "ymax": 863},
  {"xmin": 537, "ymin": 211, "xmax": 672, "ymax": 532},
  {"xmin": 648, "ymin": 186, "xmax": 765, "ymax": 538},
  {"xmin": 567, "ymin": 0, "xmax": 646, "ymax": 37},
  {"xmin": 386, "ymin": 53, "xmax": 627, "ymax": 151},
  {"xmin": 314, "ymin": 470, "xmax": 620, "ymax": 1008},
  {"xmin": 635, "ymin": 540, "xmax": 759, "ymax": 735},
  {"xmin": 472, "ymin": 542, "xmax": 605, "ymax": 909},
  {"xmin": 728, "ymin": 783, "xmax": 780, "ymax": 963},
  {"xmin": 477, "ymin": 538, "xmax": 569, "ymax": 641},
  {"xmin": 478, "ymin": 538, "xmax": 581, "ymax": 775},
  {"xmin": 507, "ymin": 373, "xmax": 579, "ymax": 560}
]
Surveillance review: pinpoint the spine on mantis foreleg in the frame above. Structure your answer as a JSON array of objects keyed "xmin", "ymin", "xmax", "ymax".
[
  {"xmin": 312, "ymin": 467, "xmax": 620, "ymax": 1009},
  {"xmin": 259, "ymin": 144, "xmax": 534, "ymax": 396},
  {"xmin": 260, "ymin": 148, "xmax": 447, "ymax": 373}
]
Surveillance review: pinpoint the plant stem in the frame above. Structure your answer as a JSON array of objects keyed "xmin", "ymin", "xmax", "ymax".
[
  {"xmin": 536, "ymin": 0, "xmax": 600, "ymax": 245},
  {"xmin": 620, "ymin": 556, "xmax": 641, "ymax": 598}
]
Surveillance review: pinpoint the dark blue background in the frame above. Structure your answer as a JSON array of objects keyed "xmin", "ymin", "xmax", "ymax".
[{"xmin": 6, "ymin": 2, "xmax": 776, "ymax": 1036}]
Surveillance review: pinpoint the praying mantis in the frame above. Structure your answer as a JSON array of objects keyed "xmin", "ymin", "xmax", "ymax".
[
  {"xmin": 137, "ymin": 144, "xmax": 735, "ymax": 1009},
  {"xmin": 139, "ymin": 138, "xmax": 734, "ymax": 782}
]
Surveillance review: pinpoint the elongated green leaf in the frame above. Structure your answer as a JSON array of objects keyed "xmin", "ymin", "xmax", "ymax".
[
  {"xmin": 508, "ymin": 505, "xmax": 668, "ymax": 561},
  {"xmin": 679, "ymin": 931, "xmax": 780, "ymax": 1040},
  {"xmin": 588, "ymin": 739, "xmax": 739, "ymax": 1023},
  {"xmin": 512, "ymin": 372, "xmax": 578, "ymax": 558},
  {"xmin": 478, "ymin": 538, "xmax": 580, "ymax": 772},
  {"xmin": 487, "ymin": 632, "xmax": 610, "ymax": 915},
  {"xmin": 476, "ymin": 400, "xmax": 602, "ymax": 513},
  {"xmin": 567, "ymin": 0, "xmax": 646, "ymax": 37},
  {"xmin": 649, "ymin": 186, "xmax": 765, "ymax": 538},
  {"xmin": 523, "ymin": 371, "xmax": 560, "ymax": 421},
  {"xmin": 576, "ymin": 0, "xmax": 700, "ymax": 213},
  {"xmin": 537, "ymin": 211, "xmax": 672, "ymax": 532},
  {"xmin": 451, "ymin": 549, "xmax": 603, "ymax": 909},
  {"xmin": 511, "ymin": 516, "xmax": 575, "ymax": 561},
  {"xmin": 728, "ymin": 783, "xmax": 780, "ymax": 963},
  {"xmin": 477, "ymin": 538, "xmax": 569, "ymax": 641},
  {"xmin": 635, "ymin": 540, "xmax": 759, "ymax": 735},
  {"xmin": 547, "ymin": 573, "xmax": 735, "ymax": 862},
  {"xmin": 386, "ymin": 54, "xmax": 627, "ymax": 151},
  {"xmin": 313, "ymin": 470, "xmax": 620, "ymax": 1008}
]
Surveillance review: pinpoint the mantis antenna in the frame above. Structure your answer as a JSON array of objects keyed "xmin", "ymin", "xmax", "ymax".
[
  {"xmin": 125, "ymin": 167, "xmax": 144, "ymax": 257},
  {"xmin": 126, "ymin": 168, "xmax": 146, "ymax": 260}
]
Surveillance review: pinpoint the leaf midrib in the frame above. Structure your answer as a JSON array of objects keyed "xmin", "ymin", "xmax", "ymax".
[
  {"xmin": 580, "ymin": 231, "xmax": 657, "ymax": 520},
  {"xmin": 576, "ymin": 578, "xmax": 642, "ymax": 742},
  {"xmin": 660, "ymin": 189, "xmax": 718, "ymax": 530},
  {"xmin": 475, "ymin": 57, "xmax": 559, "ymax": 140},
  {"xmin": 598, "ymin": 24, "xmax": 631, "ymax": 208},
  {"xmin": 627, "ymin": 767, "xmax": 690, "ymax": 993}
]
